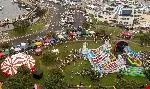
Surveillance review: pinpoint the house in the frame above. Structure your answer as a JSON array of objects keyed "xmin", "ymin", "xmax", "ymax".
[{"xmin": 117, "ymin": 8, "xmax": 134, "ymax": 27}]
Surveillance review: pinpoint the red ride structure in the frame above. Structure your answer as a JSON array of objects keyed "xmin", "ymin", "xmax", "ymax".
[{"xmin": 114, "ymin": 40, "xmax": 128, "ymax": 56}]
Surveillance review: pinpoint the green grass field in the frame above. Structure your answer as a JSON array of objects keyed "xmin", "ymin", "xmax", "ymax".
[
  {"xmin": 34, "ymin": 40, "xmax": 150, "ymax": 87},
  {"xmin": 129, "ymin": 42, "xmax": 150, "ymax": 52},
  {"xmin": 8, "ymin": 20, "xmax": 45, "ymax": 37},
  {"xmin": 8, "ymin": 9, "xmax": 51, "ymax": 37},
  {"xmin": 62, "ymin": 59, "xmax": 150, "ymax": 87},
  {"xmin": 0, "ymin": 40, "xmax": 150, "ymax": 88}
]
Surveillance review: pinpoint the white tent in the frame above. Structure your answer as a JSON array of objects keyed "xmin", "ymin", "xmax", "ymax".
[
  {"xmin": 52, "ymin": 49, "xmax": 59, "ymax": 53},
  {"xmin": 14, "ymin": 47, "xmax": 21, "ymax": 52},
  {"xmin": 89, "ymin": 31, "xmax": 95, "ymax": 35},
  {"xmin": 58, "ymin": 34, "xmax": 64, "ymax": 39},
  {"xmin": 21, "ymin": 43, "xmax": 27, "ymax": 50}
]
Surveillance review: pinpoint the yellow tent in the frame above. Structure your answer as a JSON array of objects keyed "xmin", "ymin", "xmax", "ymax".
[
  {"xmin": 113, "ymin": 86, "xmax": 116, "ymax": 89},
  {"xmin": 35, "ymin": 42, "xmax": 42, "ymax": 46},
  {"xmin": 0, "ymin": 82, "xmax": 2, "ymax": 89}
]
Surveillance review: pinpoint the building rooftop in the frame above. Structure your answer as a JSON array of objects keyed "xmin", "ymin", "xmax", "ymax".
[{"xmin": 120, "ymin": 10, "xmax": 132, "ymax": 16}]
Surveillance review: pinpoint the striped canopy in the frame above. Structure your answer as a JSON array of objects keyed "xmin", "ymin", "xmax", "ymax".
[{"xmin": 1, "ymin": 53, "xmax": 35, "ymax": 76}]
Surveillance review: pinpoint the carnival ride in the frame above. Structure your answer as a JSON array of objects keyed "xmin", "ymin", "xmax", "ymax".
[
  {"xmin": 114, "ymin": 41, "xmax": 142, "ymax": 67},
  {"xmin": 80, "ymin": 40, "xmax": 144, "ymax": 78},
  {"xmin": 124, "ymin": 67, "xmax": 145, "ymax": 77}
]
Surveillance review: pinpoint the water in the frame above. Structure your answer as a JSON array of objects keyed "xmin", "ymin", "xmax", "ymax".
[{"xmin": 0, "ymin": 0, "xmax": 28, "ymax": 20}]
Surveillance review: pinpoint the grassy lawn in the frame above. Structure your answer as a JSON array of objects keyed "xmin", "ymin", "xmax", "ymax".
[
  {"xmin": 28, "ymin": 41, "xmax": 100, "ymax": 85},
  {"xmin": 88, "ymin": 14, "xmax": 123, "ymax": 38},
  {"xmin": 0, "ymin": 39, "xmax": 150, "ymax": 87},
  {"xmin": 8, "ymin": 21, "xmax": 45, "ymax": 37},
  {"xmin": 32, "ymin": 40, "xmax": 150, "ymax": 87},
  {"xmin": 1, "ymin": 8, "xmax": 150, "ymax": 88},
  {"xmin": 0, "ymin": 39, "xmax": 149, "ymax": 89},
  {"xmin": 41, "ymin": 41, "xmax": 101, "ymax": 59},
  {"xmin": 128, "ymin": 42, "xmax": 150, "ymax": 52},
  {"xmin": 8, "ymin": 9, "xmax": 51, "ymax": 37},
  {"xmin": 62, "ymin": 59, "xmax": 150, "ymax": 87},
  {"xmin": 62, "ymin": 60, "xmax": 94, "ymax": 86},
  {"xmin": 94, "ymin": 26, "xmax": 122, "ymax": 38}
]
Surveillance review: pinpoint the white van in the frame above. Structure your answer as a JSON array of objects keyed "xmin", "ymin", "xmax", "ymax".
[
  {"xmin": 54, "ymin": 0, "xmax": 60, "ymax": 4},
  {"xmin": 41, "ymin": 0, "xmax": 45, "ymax": 3}
]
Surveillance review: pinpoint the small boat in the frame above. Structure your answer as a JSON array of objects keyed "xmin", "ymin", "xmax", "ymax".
[
  {"xmin": 11, "ymin": 0, "xmax": 18, "ymax": 3},
  {"xmin": 14, "ymin": 0, "xmax": 18, "ymax": 3},
  {"xmin": 26, "ymin": 7, "xmax": 31, "ymax": 11},
  {"xmin": 41, "ymin": 0, "xmax": 45, "ymax": 3},
  {"xmin": 46, "ymin": 4, "xmax": 50, "ymax": 6},
  {"xmin": 0, "ymin": 6, "xmax": 4, "ymax": 11},
  {"xmin": 21, "ymin": 4, "xmax": 26, "ymax": 8}
]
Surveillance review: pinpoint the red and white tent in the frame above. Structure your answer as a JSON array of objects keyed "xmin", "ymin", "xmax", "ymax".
[
  {"xmin": 1, "ymin": 56, "xmax": 23, "ymax": 76},
  {"xmin": 1, "ymin": 53, "xmax": 35, "ymax": 76},
  {"xmin": 22, "ymin": 54, "xmax": 35, "ymax": 69}
]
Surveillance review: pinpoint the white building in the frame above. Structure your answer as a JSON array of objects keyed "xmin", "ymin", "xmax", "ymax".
[{"xmin": 117, "ymin": 8, "xmax": 134, "ymax": 27}]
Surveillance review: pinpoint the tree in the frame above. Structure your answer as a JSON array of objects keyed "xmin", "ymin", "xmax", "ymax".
[
  {"xmin": 80, "ymin": 67, "xmax": 101, "ymax": 81},
  {"xmin": 95, "ymin": 30, "xmax": 110, "ymax": 40},
  {"xmin": 13, "ymin": 19, "xmax": 30, "ymax": 33},
  {"xmin": 103, "ymin": 21, "xmax": 109, "ymax": 25},
  {"xmin": 139, "ymin": 33, "xmax": 150, "ymax": 46},
  {"xmin": 89, "ymin": 70, "xmax": 101, "ymax": 81},
  {"xmin": 42, "ymin": 51, "xmax": 58, "ymax": 66},
  {"xmin": 81, "ymin": 29, "xmax": 86, "ymax": 36},
  {"xmin": 0, "ymin": 42, "xmax": 11, "ymax": 49},
  {"xmin": 115, "ymin": 78, "xmax": 139, "ymax": 89},
  {"xmin": 27, "ymin": 39, "xmax": 32, "ymax": 45},
  {"xmin": 43, "ymin": 69, "xmax": 67, "ymax": 89},
  {"xmin": 144, "ymin": 69, "xmax": 150, "ymax": 81},
  {"xmin": 82, "ymin": 21, "xmax": 90, "ymax": 30},
  {"xmin": 2, "ymin": 67, "xmax": 33, "ymax": 89},
  {"xmin": 35, "ymin": 7, "xmax": 47, "ymax": 17},
  {"xmin": 116, "ymin": 72, "xmax": 123, "ymax": 80}
]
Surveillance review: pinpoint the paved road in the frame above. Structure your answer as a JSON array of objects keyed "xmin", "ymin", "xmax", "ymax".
[{"xmin": 10, "ymin": 2, "xmax": 85, "ymax": 46}]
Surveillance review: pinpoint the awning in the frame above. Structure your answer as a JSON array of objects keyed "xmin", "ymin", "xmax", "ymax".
[
  {"xmin": 121, "ymin": 31, "xmax": 132, "ymax": 36},
  {"xmin": 0, "ymin": 53, "xmax": 5, "ymax": 58},
  {"xmin": 35, "ymin": 42, "xmax": 42, "ymax": 46}
]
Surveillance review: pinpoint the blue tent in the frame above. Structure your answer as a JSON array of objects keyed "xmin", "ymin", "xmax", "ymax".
[
  {"xmin": 50, "ymin": 37, "xmax": 56, "ymax": 44},
  {"xmin": 77, "ymin": 31, "xmax": 81, "ymax": 36},
  {"xmin": 87, "ymin": 50, "xmax": 96, "ymax": 60}
]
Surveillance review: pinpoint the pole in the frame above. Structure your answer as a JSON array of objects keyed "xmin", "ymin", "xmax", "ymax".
[{"xmin": 132, "ymin": 0, "xmax": 135, "ymax": 28}]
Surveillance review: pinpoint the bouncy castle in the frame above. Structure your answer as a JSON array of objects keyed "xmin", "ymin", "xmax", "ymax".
[{"xmin": 80, "ymin": 40, "xmax": 144, "ymax": 78}]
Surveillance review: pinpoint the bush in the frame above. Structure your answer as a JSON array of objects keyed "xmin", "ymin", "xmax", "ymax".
[
  {"xmin": 2, "ymin": 66, "xmax": 33, "ymax": 89},
  {"xmin": 35, "ymin": 7, "xmax": 47, "ymax": 17},
  {"xmin": 42, "ymin": 51, "xmax": 58, "ymax": 66},
  {"xmin": 13, "ymin": 19, "xmax": 30, "ymax": 33},
  {"xmin": 80, "ymin": 67, "xmax": 101, "ymax": 81},
  {"xmin": 43, "ymin": 68, "xmax": 67, "ymax": 89},
  {"xmin": 144, "ymin": 69, "xmax": 150, "ymax": 81}
]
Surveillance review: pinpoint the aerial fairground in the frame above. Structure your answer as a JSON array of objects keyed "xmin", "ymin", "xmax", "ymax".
[{"xmin": 0, "ymin": 0, "xmax": 150, "ymax": 89}]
